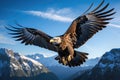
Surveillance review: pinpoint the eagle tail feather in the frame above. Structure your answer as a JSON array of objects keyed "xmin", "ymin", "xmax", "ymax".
[
  {"xmin": 55, "ymin": 51, "xmax": 89, "ymax": 67},
  {"xmin": 69, "ymin": 51, "xmax": 88, "ymax": 66}
]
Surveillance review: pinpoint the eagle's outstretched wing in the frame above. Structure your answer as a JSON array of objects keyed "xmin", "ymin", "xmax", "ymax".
[
  {"xmin": 65, "ymin": 0, "xmax": 115, "ymax": 48},
  {"xmin": 6, "ymin": 24, "xmax": 58, "ymax": 52}
]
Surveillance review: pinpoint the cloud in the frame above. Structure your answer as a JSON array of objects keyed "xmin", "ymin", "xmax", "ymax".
[
  {"xmin": 108, "ymin": 23, "xmax": 120, "ymax": 28},
  {"xmin": 0, "ymin": 34, "xmax": 16, "ymax": 45},
  {"xmin": 24, "ymin": 8, "xmax": 73, "ymax": 22}
]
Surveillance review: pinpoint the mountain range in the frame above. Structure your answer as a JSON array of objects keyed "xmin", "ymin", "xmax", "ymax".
[
  {"xmin": 74, "ymin": 48, "xmax": 120, "ymax": 80},
  {"xmin": 0, "ymin": 48, "xmax": 59, "ymax": 80},
  {"xmin": 1, "ymin": 48, "xmax": 119, "ymax": 80},
  {"xmin": 27, "ymin": 52, "xmax": 100, "ymax": 80}
]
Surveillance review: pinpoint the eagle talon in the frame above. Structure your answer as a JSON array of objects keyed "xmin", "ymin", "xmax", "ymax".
[
  {"xmin": 67, "ymin": 55, "xmax": 73, "ymax": 62},
  {"xmin": 62, "ymin": 57, "xmax": 67, "ymax": 65}
]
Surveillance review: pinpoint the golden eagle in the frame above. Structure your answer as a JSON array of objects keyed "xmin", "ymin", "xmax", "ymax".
[{"xmin": 6, "ymin": 0, "xmax": 115, "ymax": 67}]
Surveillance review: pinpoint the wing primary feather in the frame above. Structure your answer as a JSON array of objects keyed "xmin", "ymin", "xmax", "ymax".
[
  {"xmin": 89, "ymin": 23, "xmax": 105, "ymax": 30},
  {"xmin": 8, "ymin": 25, "xmax": 21, "ymax": 29},
  {"xmin": 94, "ymin": 3, "xmax": 109, "ymax": 13},
  {"xmin": 14, "ymin": 21, "xmax": 24, "ymax": 28},
  {"xmin": 100, "ymin": 18, "xmax": 113, "ymax": 21},
  {"xmin": 21, "ymin": 34, "xmax": 31, "ymax": 44},
  {"xmin": 12, "ymin": 34, "xmax": 23, "ymax": 38},
  {"xmin": 8, "ymin": 32, "xmax": 22, "ymax": 35},
  {"xmin": 92, "ymin": 0, "xmax": 104, "ymax": 12},
  {"xmin": 15, "ymin": 23, "xmax": 24, "ymax": 28},
  {"xmin": 20, "ymin": 33, "xmax": 30, "ymax": 43},
  {"xmin": 82, "ymin": 3, "xmax": 94, "ymax": 15},
  {"xmin": 21, "ymin": 39, "xmax": 26, "ymax": 43},
  {"xmin": 5, "ymin": 27, "xmax": 19, "ymax": 32},
  {"xmin": 6, "ymin": 24, "xmax": 57, "ymax": 52},
  {"xmin": 95, "ymin": 8, "xmax": 114, "ymax": 16},
  {"xmin": 23, "ymin": 40, "xmax": 31, "ymax": 45},
  {"xmin": 94, "ymin": 21, "xmax": 109, "ymax": 25},
  {"xmin": 68, "ymin": 0, "xmax": 115, "ymax": 50},
  {"xmin": 97, "ymin": 12, "xmax": 116, "ymax": 18},
  {"xmin": 15, "ymin": 37, "xmax": 24, "ymax": 41}
]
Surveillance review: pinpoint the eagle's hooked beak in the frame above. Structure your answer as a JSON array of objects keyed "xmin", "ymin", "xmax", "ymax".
[{"xmin": 50, "ymin": 39, "xmax": 54, "ymax": 43}]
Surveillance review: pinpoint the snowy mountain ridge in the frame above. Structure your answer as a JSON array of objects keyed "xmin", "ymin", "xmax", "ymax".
[
  {"xmin": 0, "ymin": 48, "xmax": 59, "ymax": 80},
  {"xmin": 74, "ymin": 48, "xmax": 120, "ymax": 80},
  {"xmin": 97, "ymin": 48, "xmax": 120, "ymax": 73},
  {"xmin": 0, "ymin": 48, "xmax": 45, "ymax": 76}
]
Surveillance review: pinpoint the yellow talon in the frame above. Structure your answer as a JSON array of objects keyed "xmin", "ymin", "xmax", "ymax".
[
  {"xmin": 62, "ymin": 57, "xmax": 67, "ymax": 65},
  {"xmin": 67, "ymin": 55, "xmax": 73, "ymax": 61}
]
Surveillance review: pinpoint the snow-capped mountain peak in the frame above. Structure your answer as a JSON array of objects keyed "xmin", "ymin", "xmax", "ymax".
[
  {"xmin": 0, "ymin": 48, "xmax": 59, "ymax": 80},
  {"xmin": 0, "ymin": 48, "xmax": 47, "ymax": 76},
  {"xmin": 74, "ymin": 48, "xmax": 120, "ymax": 80},
  {"xmin": 98, "ymin": 48, "xmax": 120, "ymax": 70}
]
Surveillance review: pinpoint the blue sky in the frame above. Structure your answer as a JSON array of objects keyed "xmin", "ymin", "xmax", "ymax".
[{"xmin": 0, "ymin": 0, "xmax": 120, "ymax": 58}]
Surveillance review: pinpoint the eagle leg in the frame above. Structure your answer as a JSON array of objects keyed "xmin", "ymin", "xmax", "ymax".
[{"xmin": 66, "ymin": 45, "xmax": 74, "ymax": 62}]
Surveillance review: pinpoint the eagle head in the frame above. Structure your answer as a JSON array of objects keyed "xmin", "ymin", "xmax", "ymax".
[{"xmin": 50, "ymin": 37, "xmax": 61, "ymax": 45}]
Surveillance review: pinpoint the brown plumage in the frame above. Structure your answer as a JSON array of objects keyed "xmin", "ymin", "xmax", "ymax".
[{"xmin": 6, "ymin": 0, "xmax": 115, "ymax": 67}]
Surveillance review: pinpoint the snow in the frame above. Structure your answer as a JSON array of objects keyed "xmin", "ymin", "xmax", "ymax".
[
  {"xmin": 11, "ymin": 63, "xmax": 20, "ymax": 70},
  {"xmin": 35, "ymin": 56, "xmax": 40, "ymax": 59},
  {"xmin": 23, "ymin": 62, "xmax": 30, "ymax": 68},
  {"xmin": 14, "ymin": 53, "xmax": 20, "ymax": 60},
  {"xmin": 22, "ymin": 61, "xmax": 33, "ymax": 70},
  {"xmin": 10, "ymin": 53, "xmax": 43, "ymax": 71},
  {"xmin": 21, "ymin": 55, "xmax": 42, "ymax": 65},
  {"xmin": 20, "ymin": 55, "xmax": 43, "ymax": 69}
]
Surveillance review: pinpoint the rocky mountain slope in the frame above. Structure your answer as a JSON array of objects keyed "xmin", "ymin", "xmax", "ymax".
[
  {"xmin": 0, "ymin": 48, "xmax": 59, "ymax": 80},
  {"xmin": 74, "ymin": 48, "xmax": 120, "ymax": 80},
  {"xmin": 27, "ymin": 53, "xmax": 100, "ymax": 80}
]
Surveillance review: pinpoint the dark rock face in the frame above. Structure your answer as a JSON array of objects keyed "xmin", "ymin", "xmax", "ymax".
[
  {"xmin": 74, "ymin": 48, "xmax": 120, "ymax": 80},
  {"xmin": 0, "ymin": 48, "xmax": 59, "ymax": 80}
]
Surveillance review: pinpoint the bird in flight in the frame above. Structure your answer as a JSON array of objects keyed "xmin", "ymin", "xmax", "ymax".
[{"xmin": 6, "ymin": 0, "xmax": 115, "ymax": 67}]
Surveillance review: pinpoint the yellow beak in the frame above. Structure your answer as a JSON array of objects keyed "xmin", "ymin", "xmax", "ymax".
[{"xmin": 50, "ymin": 39, "xmax": 54, "ymax": 43}]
